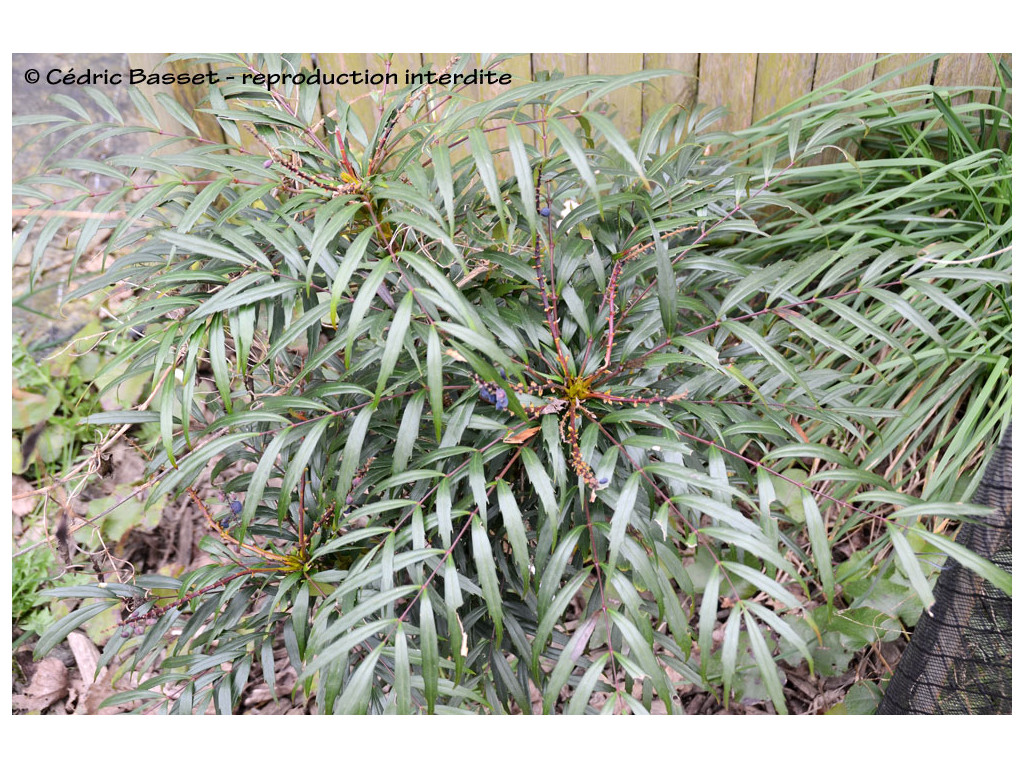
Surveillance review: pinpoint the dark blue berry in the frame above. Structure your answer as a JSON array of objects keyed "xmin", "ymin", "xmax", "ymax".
[
  {"xmin": 540, "ymin": 207, "xmax": 551, "ymax": 217},
  {"xmin": 479, "ymin": 386, "xmax": 496, "ymax": 404},
  {"xmin": 494, "ymin": 389, "xmax": 509, "ymax": 411},
  {"xmin": 229, "ymin": 500, "xmax": 242, "ymax": 516}
]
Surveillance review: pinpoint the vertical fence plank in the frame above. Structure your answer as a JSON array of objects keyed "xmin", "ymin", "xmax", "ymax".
[
  {"xmin": 696, "ymin": 53, "xmax": 758, "ymax": 132},
  {"xmin": 994, "ymin": 53, "xmax": 1012, "ymax": 148},
  {"xmin": 929, "ymin": 54, "xmax": 1004, "ymax": 143},
  {"xmin": 642, "ymin": 53, "xmax": 699, "ymax": 125},
  {"xmin": 996, "ymin": 52, "xmax": 1012, "ymax": 115},
  {"xmin": 587, "ymin": 53, "xmax": 644, "ymax": 137},
  {"xmin": 871, "ymin": 53, "xmax": 935, "ymax": 108},
  {"xmin": 532, "ymin": 53, "xmax": 588, "ymax": 114},
  {"xmin": 933, "ymin": 53, "xmax": 1000, "ymax": 105},
  {"xmin": 752, "ymin": 53, "xmax": 816, "ymax": 123},
  {"xmin": 811, "ymin": 53, "xmax": 877, "ymax": 99}
]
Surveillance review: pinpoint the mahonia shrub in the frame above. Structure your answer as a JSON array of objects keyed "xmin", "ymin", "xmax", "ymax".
[{"xmin": 18, "ymin": 54, "xmax": 1011, "ymax": 714}]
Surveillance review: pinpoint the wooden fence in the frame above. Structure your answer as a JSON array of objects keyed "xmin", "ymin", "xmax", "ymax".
[{"xmin": 128, "ymin": 52, "xmax": 1010, "ymax": 163}]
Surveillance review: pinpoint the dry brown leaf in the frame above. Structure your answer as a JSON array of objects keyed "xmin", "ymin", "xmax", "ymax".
[
  {"xmin": 67, "ymin": 630, "xmax": 99, "ymax": 685},
  {"xmin": 12, "ymin": 657, "xmax": 68, "ymax": 711},
  {"xmin": 12, "ymin": 475, "xmax": 38, "ymax": 517},
  {"xmin": 80, "ymin": 667, "xmax": 128, "ymax": 715},
  {"xmin": 503, "ymin": 425, "xmax": 541, "ymax": 444},
  {"xmin": 773, "ymin": 307, "xmax": 802, "ymax": 320},
  {"xmin": 443, "ymin": 348, "xmax": 466, "ymax": 362},
  {"xmin": 539, "ymin": 398, "xmax": 567, "ymax": 414}
]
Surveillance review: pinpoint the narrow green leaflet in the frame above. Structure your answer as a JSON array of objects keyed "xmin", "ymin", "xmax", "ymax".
[
  {"xmin": 912, "ymin": 528, "xmax": 1011, "ymax": 597},
  {"xmin": 721, "ymin": 607, "xmax": 742, "ymax": 704},
  {"xmin": 344, "ymin": 256, "xmax": 393, "ymax": 367},
  {"xmin": 393, "ymin": 623, "xmax": 412, "ymax": 715},
  {"xmin": 420, "ymin": 591, "xmax": 439, "ymax": 714},
  {"xmin": 329, "ymin": 226, "xmax": 374, "ymax": 327},
  {"xmin": 548, "ymin": 118, "xmax": 600, "ymax": 205},
  {"xmin": 583, "ymin": 111, "xmax": 647, "ymax": 181},
  {"xmin": 608, "ymin": 472, "xmax": 640, "ymax": 568},
  {"xmin": 297, "ymin": 618, "xmax": 392, "ymax": 682},
  {"xmin": 374, "ymin": 290, "xmax": 415, "ymax": 403},
  {"xmin": 429, "ymin": 143, "xmax": 455, "ymax": 233},
  {"xmin": 468, "ymin": 127, "xmax": 505, "ymax": 219},
  {"xmin": 154, "ymin": 92, "xmax": 201, "ymax": 136},
  {"xmin": 34, "ymin": 601, "xmax": 116, "ymax": 659},
  {"xmin": 698, "ymin": 564, "xmax": 721, "ymax": 676},
  {"xmin": 176, "ymin": 177, "xmax": 232, "ymax": 233},
  {"xmin": 127, "ymin": 85, "xmax": 161, "ymax": 129},
  {"xmin": 335, "ymin": 643, "xmax": 385, "ymax": 714},
  {"xmin": 566, "ymin": 653, "xmax": 610, "ymax": 714},
  {"xmin": 801, "ymin": 490, "xmax": 835, "ymax": 607},
  {"xmin": 889, "ymin": 525, "xmax": 937, "ymax": 611},
  {"xmin": 531, "ymin": 566, "xmax": 591, "ymax": 677},
  {"xmin": 744, "ymin": 612, "xmax": 788, "ymax": 714},
  {"xmin": 496, "ymin": 479, "xmax": 531, "ymax": 586},
  {"xmin": 426, "ymin": 326, "xmax": 444, "ymax": 442},
  {"xmin": 609, "ymin": 611, "xmax": 674, "ymax": 711},
  {"xmin": 472, "ymin": 515, "xmax": 503, "ymax": 643},
  {"xmin": 520, "ymin": 447, "xmax": 559, "ymax": 534},
  {"xmin": 506, "ymin": 124, "xmax": 537, "ymax": 230}
]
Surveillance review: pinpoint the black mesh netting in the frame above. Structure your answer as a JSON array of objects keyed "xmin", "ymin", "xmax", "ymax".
[{"xmin": 877, "ymin": 427, "xmax": 1012, "ymax": 715}]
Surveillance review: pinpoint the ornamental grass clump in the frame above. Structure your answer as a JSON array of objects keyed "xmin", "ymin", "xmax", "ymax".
[{"xmin": 17, "ymin": 53, "xmax": 1011, "ymax": 714}]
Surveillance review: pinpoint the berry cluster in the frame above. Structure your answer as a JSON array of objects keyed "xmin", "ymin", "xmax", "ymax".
[{"xmin": 474, "ymin": 375, "xmax": 509, "ymax": 411}]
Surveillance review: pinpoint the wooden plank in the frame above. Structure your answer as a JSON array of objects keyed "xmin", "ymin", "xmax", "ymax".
[
  {"xmin": 994, "ymin": 53, "xmax": 1011, "ymax": 149},
  {"xmin": 872, "ymin": 53, "xmax": 934, "ymax": 89},
  {"xmin": 810, "ymin": 53, "xmax": 877, "ymax": 100},
  {"xmin": 931, "ymin": 54, "xmax": 1001, "ymax": 145},
  {"xmin": 752, "ymin": 53, "xmax": 816, "ymax": 123},
  {"xmin": 696, "ymin": 53, "xmax": 758, "ymax": 132},
  {"xmin": 642, "ymin": 53, "xmax": 699, "ymax": 124},
  {"xmin": 933, "ymin": 53, "xmax": 1000, "ymax": 105},
  {"xmin": 870, "ymin": 53, "xmax": 935, "ymax": 112},
  {"xmin": 995, "ymin": 53, "xmax": 1012, "ymax": 117},
  {"xmin": 586, "ymin": 53, "xmax": 644, "ymax": 137}
]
